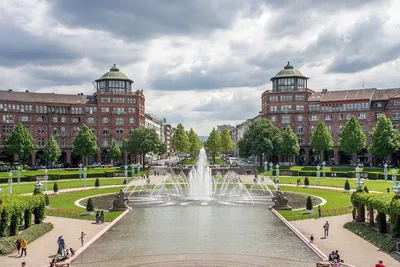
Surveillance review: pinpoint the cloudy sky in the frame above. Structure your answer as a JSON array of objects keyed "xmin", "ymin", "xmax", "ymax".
[{"xmin": 1, "ymin": 0, "xmax": 400, "ymax": 135}]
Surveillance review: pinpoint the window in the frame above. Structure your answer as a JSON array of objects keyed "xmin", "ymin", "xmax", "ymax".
[
  {"xmin": 271, "ymin": 116, "xmax": 276, "ymax": 122},
  {"xmin": 358, "ymin": 113, "xmax": 366, "ymax": 120},
  {"xmin": 87, "ymin": 118, "xmax": 96, "ymax": 123},
  {"xmin": 21, "ymin": 116, "xmax": 30, "ymax": 121},
  {"xmin": 103, "ymin": 118, "xmax": 109, "ymax": 123},
  {"xmin": 310, "ymin": 115, "xmax": 318, "ymax": 121},
  {"xmin": 72, "ymin": 117, "xmax": 80, "ymax": 123},
  {"xmin": 116, "ymin": 118, "xmax": 124, "ymax": 125},
  {"xmin": 102, "ymin": 128, "xmax": 109, "ymax": 135},
  {"xmin": 52, "ymin": 117, "xmax": 58, "ymax": 123},
  {"xmin": 37, "ymin": 126, "xmax": 45, "ymax": 135},
  {"xmin": 116, "ymin": 128, "xmax": 123, "ymax": 134},
  {"xmin": 2, "ymin": 115, "xmax": 13, "ymax": 122},
  {"xmin": 282, "ymin": 116, "xmax": 290, "ymax": 124},
  {"xmin": 61, "ymin": 127, "xmax": 66, "ymax": 136},
  {"xmin": 102, "ymin": 138, "xmax": 109, "ymax": 147},
  {"xmin": 346, "ymin": 114, "xmax": 351, "ymax": 120},
  {"xmin": 324, "ymin": 115, "xmax": 332, "ymax": 121},
  {"xmin": 340, "ymin": 114, "xmax": 344, "ymax": 120},
  {"xmin": 101, "ymin": 107, "xmax": 109, "ymax": 112},
  {"xmin": 297, "ymin": 126, "xmax": 303, "ymax": 135},
  {"xmin": 38, "ymin": 138, "xmax": 45, "ymax": 147},
  {"xmin": 296, "ymin": 105, "xmax": 304, "ymax": 111},
  {"xmin": 61, "ymin": 117, "xmax": 66, "ymax": 123},
  {"xmin": 128, "ymin": 108, "xmax": 136, "ymax": 113},
  {"xmin": 295, "ymin": 95, "xmax": 305, "ymax": 101},
  {"xmin": 297, "ymin": 115, "xmax": 303, "ymax": 122},
  {"xmin": 129, "ymin": 118, "xmax": 135, "ymax": 124}
]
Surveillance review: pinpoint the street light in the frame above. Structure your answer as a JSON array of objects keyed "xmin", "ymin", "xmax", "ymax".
[
  {"xmin": 392, "ymin": 168, "xmax": 397, "ymax": 187},
  {"xmin": 355, "ymin": 166, "xmax": 363, "ymax": 190},
  {"xmin": 8, "ymin": 171, "xmax": 13, "ymax": 195},
  {"xmin": 322, "ymin": 161, "xmax": 326, "ymax": 178},
  {"xmin": 131, "ymin": 163, "xmax": 135, "ymax": 179},
  {"xmin": 83, "ymin": 167, "xmax": 87, "ymax": 187},
  {"xmin": 137, "ymin": 164, "xmax": 141, "ymax": 177},
  {"xmin": 17, "ymin": 166, "xmax": 21, "ymax": 184},
  {"xmin": 34, "ymin": 181, "xmax": 43, "ymax": 193},
  {"xmin": 393, "ymin": 182, "xmax": 400, "ymax": 196},
  {"xmin": 124, "ymin": 165, "xmax": 128, "ymax": 182},
  {"xmin": 384, "ymin": 163, "xmax": 388, "ymax": 182},
  {"xmin": 79, "ymin": 163, "xmax": 83, "ymax": 180},
  {"xmin": 269, "ymin": 162, "xmax": 273, "ymax": 177},
  {"xmin": 316, "ymin": 165, "xmax": 321, "ymax": 186},
  {"xmin": 44, "ymin": 168, "xmax": 48, "ymax": 191},
  {"xmin": 264, "ymin": 161, "xmax": 268, "ymax": 173},
  {"xmin": 275, "ymin": 164, "xmax": 280, "ymax": 180}
]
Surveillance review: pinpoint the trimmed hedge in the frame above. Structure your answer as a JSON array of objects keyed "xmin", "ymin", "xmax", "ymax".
[
  {"xmin": 0, "ymin": 222, "xmax": 53, "ymax": 255},
  {"xmin": 344, "ymin": 222, "xmax": 400, "ymax": 252}
]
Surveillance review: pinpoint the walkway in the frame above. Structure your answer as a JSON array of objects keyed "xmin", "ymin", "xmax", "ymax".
[
  {"xmin": 291, "ymin": 214, "xmax": 400, "ymax": 267},
  {"xmin": 0, "ymin": 216, "xmax": 109, "ymax": 267}
]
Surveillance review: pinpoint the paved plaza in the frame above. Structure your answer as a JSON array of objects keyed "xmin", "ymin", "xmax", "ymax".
[
  {"xmin": 291, "ymin": 214, "xmax": 400, "ymax": 266},
  {"xmin": 0, "ymin": 216, "xmax": 109, "ymax": 267}
]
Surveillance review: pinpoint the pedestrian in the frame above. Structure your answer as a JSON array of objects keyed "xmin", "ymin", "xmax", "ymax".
[
  {"xmin": 79, "ymin": 231, "xmax": 86, "ymax": 247},
  {"xmin": 58, "ymin": 236, "xmax": 65, "ymax": 256},
  {"xmin": 15, "ymin": 237, "xmax": 22, "ymax": 255},
  {"xmin": 95, "ymin": 210, "xmax": 100, "ymax": 224},
  {"xmin": 323, "ymin": 221, "xmax": 330, "ymax": 238},
  {"xmin": 100, "ymin": 211, "xmax": 104, "ymax": 223},
  {"xmin": 309, "ymin": 234, "xmax": 314, "ymax": 243},
  {"xmin": 20, "ymin": 239, "xmax": 27, "ymax": 257},
  {"xmin": 318, "ymin": 205, "xmax": 322, "ymax": 218},
  {"xmin": 375, "ymin": 260, "xmax": 385, "ymax": 267},
  {"xmin": 21, "ymin": 261, "xmax": 27, "ymax": 267}
]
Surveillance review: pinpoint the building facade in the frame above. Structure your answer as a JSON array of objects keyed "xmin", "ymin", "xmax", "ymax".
[
  {"xmin": 164, "ymin": 124, "xmax": 172, "ymax": 155},
  {"xmin": 0, "ymin": 65, "xmax": 145, "ymax": 166},
  {"xmin": 217, "ymin": 124, "xmax": 235, "ymax": 134},
  {"xmin": 261, "ymin": 62, "xmax": 400, "ymax": 166}
]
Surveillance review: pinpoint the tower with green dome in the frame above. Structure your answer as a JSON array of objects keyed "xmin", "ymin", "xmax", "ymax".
[
  {"xmin": 95, "ymin": 64, "xmax": 134, "ymax": 93},
  {"xmin": 270, "ymin": 62, "xmax": 309, "ymax": 92}
]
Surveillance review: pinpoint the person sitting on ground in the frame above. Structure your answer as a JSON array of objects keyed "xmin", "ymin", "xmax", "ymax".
[
  {"xmin": 375, "ymin": 260, "xmax": 385, "ymax": 267},
  {"xmin": 69, "ymin": 248, "xmax": 76, "ymax": 256},
  {"xmin": 334, "ymin": 250, "xmax": 341, "ymax": 262},
  {"xmin": 328, "ymin": 251, "xmax": 336, "ymax": 262},
  {"xmin": 331, "ymin": 259, "xmax": 340, "ymax": 267},
  {"xmin": 56, "ymin": 248, "xmax": 72, "ymax": 262}
]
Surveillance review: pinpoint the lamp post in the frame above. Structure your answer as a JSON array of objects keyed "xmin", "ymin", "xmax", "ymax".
[
  {"xmin": 83, "ymin": 167, "xmax": 87, "ymax": 187},
  {"xmin": 124, "ymin": 165, "xmax": 128, "ymax": 181},
  {"xmin": 269, "ymin": 162, "xmax": 273, "ymax": 177},
  {"xmin": 316, "ymin": 165, "xmax": 321, "ymax": 186},
  {"xmin": 137, "ymin": 165, "xmax": 141, "ymax": 177},
  {"xmin": 392, "ymin": 168, "xmax": 397, "ymax": 187},
  {"xmin": 131, "ymin": 163, "xmax": 135, "ymax": 179},
  {"xmin": 264, "ymin": 161, "xmax": 268, "ymax": 174},
  {"xmin": 384, "ymin": 163, "xmax": 388, "ymax": 182},
  {"xmin": 322, "ymin": 161, "xmax": 326, "ymax": 178},
  {"xmin": 393, "ymin": 182, "xmax": 400, "ymax": 197},
  {"xmin": 17, "ymin": 166, "xmax": 21, "ymax": 184},
  {"xmin": 79, "ymin": 163, "xmax": 83, "ymax": 180},
  {"xmin": 8, "ymin": 171, "xmax": 13, "ymax": 195},
  {"xmin": 275, "ymin": 164, "xmax": 280, "ymax": 180},
  {"xmin": 34, "ymin": 181, "xmax": 43, "ymax": 194},
  {"xmin": 44, "ymin": 168, "xmax": 48, "ymax": 191},
  {"xmin": 355, "ymin": 166, "xmax": 363, "ymax": 190}
]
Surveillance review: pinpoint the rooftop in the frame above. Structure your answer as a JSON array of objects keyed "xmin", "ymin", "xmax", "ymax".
[
  {"xmin": 309, "ymin": 88, "xmax": 377, "ymax": 102},
  {"xmin": 0, "ymin": 90, "xmax": 90, "ymax": 105},
  {"xmin": 96, "ymin": 64, "xmax": 133, "ymax": 82},
  {"xmin": 271, "ymin": 62, "xmax": 308, "ymax": 80}
]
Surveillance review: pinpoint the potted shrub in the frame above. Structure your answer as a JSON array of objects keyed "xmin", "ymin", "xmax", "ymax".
[
  {"xmin": 95, "ymin": 178, "xmax": 100, "ymax": 188},
  {"xmin": 306, "ymin": 196, "xmax": 313, "ymax": 213},
  {"xmin": 363, "ymin": 186, "xmax": 369, "ymax": 193},
  {"xmin": 304, "ymin": 177, "xmax": 310, "ymax": 188},
  {"xmin": 53, "ymin": 182, "xmax": 59, "ymax": 195},
  {"xmin": 86, "ymin": 198, "xmax": 95, "ymax": 214},
  {"xmin": 344, "ymin": 180, "xmax": 351, "ymax": 193},
  {"xmin": 45, "ymin": 194, "xmax": 50, "ymax": 209}
]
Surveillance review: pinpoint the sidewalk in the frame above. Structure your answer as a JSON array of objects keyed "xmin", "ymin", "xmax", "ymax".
[
  {"xmin": 0, "ymin": 216, "xmax": 108, "ymax": 267},
  {"xmin": 291, "ymin": 214, "xmax": 400, "ymax": 267}
]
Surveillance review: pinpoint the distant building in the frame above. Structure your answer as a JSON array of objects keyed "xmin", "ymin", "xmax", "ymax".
[
  {"xmin": 217, "ymin": 124, "xmax": 235, "ymax": 133},
  {"xmin": 233, "ymin": 115, "xmax": 260, "ymax": 156},
  {"xmin": 164, "ymin": 124, "xmax": 172, "ymax": 154},
  {"xmin": 198, "ymin": 136, "xmax": 208, "ymax": 143}
]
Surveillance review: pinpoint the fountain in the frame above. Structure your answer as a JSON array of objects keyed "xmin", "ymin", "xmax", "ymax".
[{"xmin": 125, "ymin": 148, "xmax": 273, "ymax": 206}]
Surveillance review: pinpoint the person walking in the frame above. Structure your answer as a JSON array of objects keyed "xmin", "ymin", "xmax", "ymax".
[
  {"xmin": 79, "ymin": 231, "xmax": 86, "ymax": 247},
  {"xmin": 15, "ymin": 238, "xmax": 22, "ymax": 255},
  {"xmin": 20, "ymin": 239, "xmax": 27, "ymax": 257},
  {"xmin": 318, "ymin": 205, "xmax": 322, "ymax": 218},
  {"xmin": 323, "ymin": 221, "xmax": 330, "ymax": 238}
]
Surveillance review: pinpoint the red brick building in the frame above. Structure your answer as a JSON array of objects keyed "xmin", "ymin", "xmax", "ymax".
[
  {"xmin": 0, "ymin": 65, "xmax": 145, "ymax": 166},
  {"xmin": 261, "ymin": 62, "xmax": 400, "ymax": 166}
]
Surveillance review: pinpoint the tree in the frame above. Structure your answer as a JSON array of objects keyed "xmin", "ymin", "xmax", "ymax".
[
  {"xmin": 344, "ymin": 180, "xmax": 350, "ymax": 191},
  {"xmin": 187, "ymin": 128, "xmax": 202, "ymax": 158},
  {"xmin": 95, "ymin": 178, "xmax": 100, "ymax": 188},
  {"xmin": 310, "ymin": 121, "xmax": 333, "ymax": 162},
  {"xmin": 108, "ymin": 139, "xmax": 121, "ymax": 166},
  {"xmin": 204, "ymin": 128, "xmax": 221, "ymax": 163},
  {"xmin": 306, "ymin": 196, "xmax": 313, "ymax": 211},
  {"xmin": 220, "ymin": 128, "xmax": 234, "ymax": 154},
  {"xmin": 53, "ymin": 182, "xmax": 59, "ymax": 194},
  {"xmin": 86, "ymin": 198, "xmax": 94, "ymax": 213},
  {"xmin": 237, "ymin": 118, "xmax": 281, "ymax": 166},
  {"xmin": 369, "ymin": 115, "xmax": 400, "ymax": 160},
  {"xmin": 124, "ymin": 127, "xmax": 164, "ymax": 167},
  {"xmin": 172, "ymin": 123, "xmax": 189, "ymax": 156},
  {"xmin": 4, "ymin": 122, "xmax": 36, "ymax": 165},
  {"xmin": 338, "ymin": 116, "xmax": 366, "ymax": 166},
  {"xmin": 42, "ymin": 136, "xmax": 62, "ymax": 167},
  {"xmin": 72, "ymin": 124, "xmax": 99, "ymax": 166},
  {"xmin": 280, "ymin": 126, "xmax": 300, "ymax": 165}
]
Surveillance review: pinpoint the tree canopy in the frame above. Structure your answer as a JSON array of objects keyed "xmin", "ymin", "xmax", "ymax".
[
  {"xmin": 72, "ymin": 124, "xmax": 99, "ymax": 165},
  {"xmin": 187, "ymin": 128, "xmax": 202, "ymax": 158},
  {"xmin": 5, "ymin": 122, "xmax": 36, "ymax": 164},
  {"xmin": 172, "ymin": 123, "xmax": 189, "ymax": 154},
  {"xmin": 237, "ymin": 118, "xmax": 281, "ymax": 165},
  {"xmin": 204, "ymin": 128, "xmax": 221, "ymax": 163},
  {"xmin": 310, "ymin": 121, "xmax": 333, "ymax": 159},
  {"xmin": 42, "ymin": 136, "xmax": 62, "ymax": 166},
  {"xmin": 280, "ymin": 126, "xmax": 300, "ymax": 159},
  {"xmin": 220, "ymin": 128, "xmax": 234, "ymax": 153},
  {"xmin": 108, "ymin": 139, "xmax": 122, "ymax": 165},
  {"xmin": 339, "ymin": 116, "xmax": 366, "ymax": 165},
  {"xmin": 369, "ymin": 115, "xmax": 400, "ymax": 158}
]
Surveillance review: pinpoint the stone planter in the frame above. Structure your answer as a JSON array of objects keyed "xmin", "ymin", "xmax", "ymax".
[{"xmin": 344, "ymin": 189, "xmax": 350, "ymax": 193}]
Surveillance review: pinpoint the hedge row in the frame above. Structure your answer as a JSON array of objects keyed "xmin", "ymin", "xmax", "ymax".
[
  {"xmin": 266, "ymin": 169, "xmax": 400, "ymax": 180},
  {"xmin": 0, "ymin": 222, "xmax": 53, "ymax": 255},
  {"xmin": 351, "ymin": 192, "xmax": 394, "ymax": 214}
]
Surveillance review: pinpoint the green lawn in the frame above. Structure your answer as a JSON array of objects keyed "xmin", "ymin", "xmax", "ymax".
[
  {"xmin": 182, "ymin": 157, "xmax": 227, "ymax": 165},
  {"xmin": 0, "ymin": 177, "xmax": 126, "ymax": 195},
  {"xmin": 47, "ymin": 188, "xmax": 124, "ymax": 222},
  {"xmin": 277, "ymin": 186, "xmax": 353, "ymax": 221},
  {"xmin": 0, "ymin": 167, "xmax": 119, "ymax": 178},
  {"xmin": 259, "ymin": 165, "xmax": 393, "ymax": 173},
  {"xmin": 275, "ymin": 176, "xmax": 392, "ymax": 193}
]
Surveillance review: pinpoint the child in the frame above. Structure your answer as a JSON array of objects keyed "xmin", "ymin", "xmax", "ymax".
[{"xmin": 309, "ymin": 234, "xmax": 314, "ymax": 243}]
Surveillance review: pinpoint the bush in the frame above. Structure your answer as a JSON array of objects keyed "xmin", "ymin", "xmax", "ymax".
[
  {"xmin": 9, "ymin": 213, "xmax": 20, "ymax": 236},
  {"xmin": 363, "ymin": 186, "xmax": 369, "ymax": 193},
  {"xmin": 53, "ymin": 182, "xmax": 59, "ymax": 193},
  {"xmin": 24, "ymin": 209, "xmax": 32, "ymax": 229},
  {"xmin": 48, "ymin": 174, "xmax": 60, "ymax": 180},
  {"xmin": 306, "ymin": 196, "xmax": 313, "ymax": 210},
  {"xmin": 368, "ymin": 172, "xmax": 380, "ymax": 180},
  {"xmin": 0, "ymin": 222, "xmax": 53, "ymax": 255},
  {"xmin": 45, "ymin": 194, "xmax": 50, "ymax": 206},
  {"xmin": 86, "ymin": 198, "xmax": 94, "ymax": 212},
  {"xmin": 344, "ymin": 180, "xmax": 351, "ymax": 191},
  {"xmin": 95, "ymin": 178, "xmax": 100, "ymax": 188},
  {"xmin": 291, "ymin": 170, "xmax": 299, "ymax": 176},
  {"xmin": 304, "ymin": 177, "xmax": 310, "ymax": 186}
]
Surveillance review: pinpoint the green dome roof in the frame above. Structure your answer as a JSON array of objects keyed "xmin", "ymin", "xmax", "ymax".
[
  {"xmin": 272, "ymin": 62, "xmax": 308, "ymax": 79},
  {"xmin": 97, "ymin": 64, "xmax": 132, "ymax": 81}
]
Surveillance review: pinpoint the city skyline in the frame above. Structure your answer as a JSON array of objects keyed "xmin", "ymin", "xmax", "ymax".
[{"xmin": 2, "ymin": 1, "xmax": 400, "ymax": 135}]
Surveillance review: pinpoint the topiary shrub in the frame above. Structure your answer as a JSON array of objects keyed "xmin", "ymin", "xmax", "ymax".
[
  {"xmin": 9, "ymin": 213, "xmax": 21, "ymax": 236},
  {"xmin": 304, "ymin": 177, "xmax": 310, "ymax": 187},
  {"xmin": 24, "ymin": 209, "xmax": 32, "ymax": 229},
  {"xmin": 53, "ymin": 182, "xmax": 59, "ymax": 194},
  {"xmin": 86, "ymin": 198, "xmax": 94, "ymax": 213},
  {"xmin": 45, "ymin": 194, "xmax": 50, "ymax": 206},
  {"xmin": 344, "ymin": 180, "xmax": 351, "ymax": 191},
  {"xmin": 0, "ymin": 209, "xmax": 10, "ymax": 237},
  {"xmin": 95, "ymin": 178, "xmax": 100, "ymax": 188},
  {"xmin": 306, "ymin": 196, "xmax": 313, "ymax": 211},
  {"xmin": 363, "ymin": 186, "xmax": 369, "ymax": 193}
]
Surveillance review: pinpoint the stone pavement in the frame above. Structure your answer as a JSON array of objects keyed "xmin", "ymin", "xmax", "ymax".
[
  {"xmin": 0, "ymin": 216, "xmax": 108, "ymax": 267},
  {"xmin": 291, "ymin": 214, "xmax": 400, "ymax": 267}
]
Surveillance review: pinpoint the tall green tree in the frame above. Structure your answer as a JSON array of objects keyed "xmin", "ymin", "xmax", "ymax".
[
  {"xmin": 187, "ymin": 128, "xmax": 202, "ymax": 158},
  {"xmin": 5, "ymin": 122, "xmax": 36, "ymax": 165},
  {"xmin": 124, "ymin": 127, "xmax": 164, "ymax": 167},
  {"xmin": 369, "ymin": 115, "xmax": 400, "ymax": 160},
  {"xmin": 310, "ymin": 121, "xmax": 333, "ymax": 161},
  {"xmin": 42, "ymin": 136, "xmax": 62, "ymax": 166},
  {"xmin": 72, "ymin": 124, "xmax": 99, "ymax": 165},
  {"xmin": 220, "ymin": 128, "xmax": 234, "ymax": 154},
  {"xmin": 108, "ymin": 139, "xmax": 122, "ymax": 166},
  {"xmin": 280, "ymin": 126, "xmax": 300, "ymax": 165},
  {"xmin": 237, "ymin": 118, "xmax": 281, "ymax": 166},
  {"xmin": 172, "ymin": 123, "xmax": 189, "ymax": 159},
  {"xmin": 339, "ymin": 116, "xmax": 366, "ymax": 166},
  {"xmin": 204, "ymin": 128, "xmax": 221, "ymax": 163}
]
